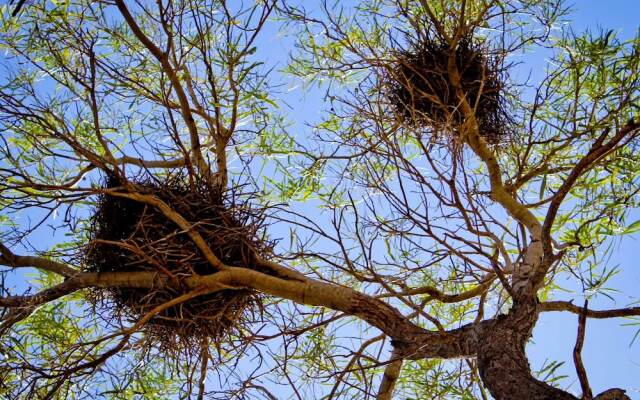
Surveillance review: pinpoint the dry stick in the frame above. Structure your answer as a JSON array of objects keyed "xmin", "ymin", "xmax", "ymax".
[
  {"xmin": 107, "ymin": 191, "xmax": 225, "ymax": 271},
  {"xmin": 573, "ymin": 300, "xmax": 592, "ymax": 400}
]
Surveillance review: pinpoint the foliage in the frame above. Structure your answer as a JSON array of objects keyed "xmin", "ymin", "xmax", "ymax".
[{"xmin": 0, "ymin": 0, "xmax": 639, "ymax": 399}]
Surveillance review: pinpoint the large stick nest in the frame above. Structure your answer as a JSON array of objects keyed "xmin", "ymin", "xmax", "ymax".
[
  {"xmin": 386, "ymin": 36, "xmax": 512, "ymax": 143},
  {"xmin": 84, "ymin": 174, "xmax": 272, "ymax": 353}
]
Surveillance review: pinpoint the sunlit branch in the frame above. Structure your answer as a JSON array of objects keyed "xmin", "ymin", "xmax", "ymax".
[
  {"xmin": 0, "ymin": 243, "xmax": 78, "ymax": 278},
  {"xmin": 539, "ymin": 301, "xmax": 640, "ymax": 318}
]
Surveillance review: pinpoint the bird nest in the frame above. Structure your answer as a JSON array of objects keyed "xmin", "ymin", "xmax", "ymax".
[
  {"xmin": 386, "ymin": 36, "xmax": 511, "ymax": 144},
  {"xmin": 84, "ymin": 174, "xmax": 271, "ymax": 353}
]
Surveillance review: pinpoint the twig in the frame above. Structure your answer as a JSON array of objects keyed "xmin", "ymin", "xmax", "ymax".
[{"xmin": 573, "ymin": 300, "xmax": 592, "ymax": 400}]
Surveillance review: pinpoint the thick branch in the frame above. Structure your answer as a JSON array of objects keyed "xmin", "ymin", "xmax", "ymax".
[
  {"xmin": 446, "ymin": 50, "xmax": 542, "ymax": 238},
  {"xmin": 446, "ymin": 38, "xmax": 546, "ymax": 299},
  {"xmin": 0, "ymin": 279, "xmax": 83, "ymax": 307},
  {"xmin": 1, "ymin": 266, "xmax": 479, "ymax": 360},
  {"xmin": 3, "ymin": 265, "xmax": 630, "ymax": 400},
  {"xmin": 477, "ymin": 300, "xmax": 577, "ymax": 400},
  {"xmin": 476, "ymin": 300, "xmax": 631, "ymax": 400}
]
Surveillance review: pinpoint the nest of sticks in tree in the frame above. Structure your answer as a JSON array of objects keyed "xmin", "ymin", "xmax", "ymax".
[
  {"xmin": 386, "ymin": 36, "xmax": 511, "ymax": 144},
  {"xmin": 84, "ymin": 173, "xmax": 271, "ymax": 354}
]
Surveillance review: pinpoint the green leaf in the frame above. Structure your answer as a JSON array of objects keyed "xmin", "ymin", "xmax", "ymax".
[
  {"xmin": 623, "ymin": 219, "xmax": 640, "ymax": 235},
  {"xmin": 539, "ymin": 174, "xmax": 547, "ymax": 200}
]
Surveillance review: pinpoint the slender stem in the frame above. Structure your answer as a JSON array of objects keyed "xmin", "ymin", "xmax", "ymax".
[{"xmin": 573, "ymin": 300, "xmax": 592, "ymax": 400}]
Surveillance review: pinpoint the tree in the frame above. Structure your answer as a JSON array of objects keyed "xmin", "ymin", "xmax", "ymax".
[{"xmin": 0, "ymin": 0, "xmax": 639, "ymax": 398}]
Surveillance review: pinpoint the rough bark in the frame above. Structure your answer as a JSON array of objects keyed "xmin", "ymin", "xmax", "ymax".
[{"xmin": 477, "ymin": 300, "xmax": 577, "ymax": 400}]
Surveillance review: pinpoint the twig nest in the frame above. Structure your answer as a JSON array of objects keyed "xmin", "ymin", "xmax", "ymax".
[
  {"xmin": 84, "ymin": 174, "xmax": 271, "ymax": 353},
  {"xmin": 386, "ymin": 36, "xmax": 511, "ymax": 144}
]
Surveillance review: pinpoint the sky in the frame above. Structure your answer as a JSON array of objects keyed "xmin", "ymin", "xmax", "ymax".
[
  {"xmin": 516, "ymin": 1, "xmax": 640, "ymax": 398},
  {"xmin": 1, "ymin": 0, "xmax": 639, "ymax": 398},
  {"xmin": 266, "ymin": 1, "xmax": 640, "ymax": 397}
]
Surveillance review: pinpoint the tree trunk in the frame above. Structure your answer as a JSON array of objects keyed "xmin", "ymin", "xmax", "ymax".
[{"xmin": 477, "ymin": 300, "xmax": 577, "ymax": 400}]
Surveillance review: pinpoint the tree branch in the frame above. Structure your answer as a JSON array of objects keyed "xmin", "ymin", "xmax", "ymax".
[
  {"xmin": 0, "ymin": 265, "xmax": 481, "ymax": 361},
  {"xmin": 113, "ymin": 0, "xmax": 211, "ymax": 180},
  {"xmin": 380, "ymin": 276, "xmax": 493, "ymax": 302},
  {"xmin": 0, "ymin": 279, "xmax": 81, "ymax": 307},
  {"xmin": 376, "ymin": 350, "xmax": 403, "ymax": 400},
  {"xmin": 0, "ymin": 243, "xmax": 78, "ymax": 278},
  {"xmin": 113, "ymin": 156, "xmax": 186, "ymax": 169},
  {"xmin": 542, "ymin": 120, "xmax": 640, "ymax": 257},
  {"xmin": 573, "ymin": 301, "xmax": 592, "ymax": 400},
  {"xmin": 539, "ymin": 301, "xmax": 640, "ymax": 318}
]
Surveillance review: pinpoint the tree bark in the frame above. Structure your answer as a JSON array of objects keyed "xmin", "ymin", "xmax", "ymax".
[{"xmin": 477, "ymin": 300, "xmax": 577, "ymax": 400}]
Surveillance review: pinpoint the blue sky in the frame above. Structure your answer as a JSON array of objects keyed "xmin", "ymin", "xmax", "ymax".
[
  {"xmin": 523, "ymin": 1, "xmax": 640, "ymax": 398},
  {"xmin": 1, "ymin": 1, "xmax": 639, "ymax": 398},
  {"xmin": 252, "ymin": 1, "xmax": 640, "ymax": 396},
  {"xmin": 269, "ymin": 1, "xmax": 640, "ymax": 397}
]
